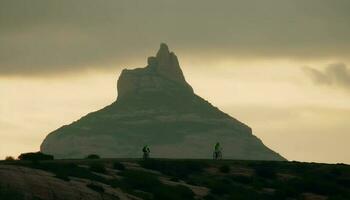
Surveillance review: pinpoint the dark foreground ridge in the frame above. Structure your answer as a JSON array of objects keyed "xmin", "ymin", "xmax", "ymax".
[
  {"xmin": 41, "ymin": 43, "xmax": 284, "ymax": 160},
  {"xmin": 1, "ymin": 159, "xmax": 350, "ymax": 200}
]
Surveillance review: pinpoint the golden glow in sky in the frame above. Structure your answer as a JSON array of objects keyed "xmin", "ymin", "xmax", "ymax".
[{"xmin": 1, "ymin": 57, "xmax": 350, "ymax": 163}]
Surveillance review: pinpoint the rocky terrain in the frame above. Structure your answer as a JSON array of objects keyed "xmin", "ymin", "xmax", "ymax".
[
  {"xmin": 41, "ymin": 43, "xmax": 284, "ymax": 160},
  {"xmin": 1, "ymin": 159, "xmax": 349, "ymax": 200}
]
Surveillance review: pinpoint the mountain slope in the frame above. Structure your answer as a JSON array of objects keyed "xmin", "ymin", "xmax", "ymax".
[{"xmin": 41, "ymin": 43, "xmax": 285, "ymax": 160}]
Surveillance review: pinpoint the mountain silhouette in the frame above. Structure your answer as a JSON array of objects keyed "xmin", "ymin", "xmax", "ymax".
[{"xmin": 41, "ymin": 43, "xmax": 285, "ymax": 160}]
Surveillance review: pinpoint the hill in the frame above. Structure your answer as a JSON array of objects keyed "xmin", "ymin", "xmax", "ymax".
[
  {"xmin": 40, "ymin": 43, "xmax": 284, "ymax": 160},
  {"xmin": 1, "ymin": 159, "xmax": 349, "ymax": 200}
]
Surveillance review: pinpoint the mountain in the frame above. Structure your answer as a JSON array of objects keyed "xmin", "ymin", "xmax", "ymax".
[{"xmin": 40, "ymin": 43, "xmax": 285, "ymax": 160}]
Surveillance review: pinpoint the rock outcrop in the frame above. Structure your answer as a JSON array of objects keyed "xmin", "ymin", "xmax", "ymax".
[
  {"xmin": 41, "ymin": 43, "xmax": 285, "ymax": 160},
  {"xmin": 0, "ymin": 165, "xmax": 121, "ymax": 200},
  {"xmin": 117, "ymin": 43, "xmax": 193, "ymax": 100}
]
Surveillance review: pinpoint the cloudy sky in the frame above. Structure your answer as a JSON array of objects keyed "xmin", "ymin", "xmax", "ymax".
[{"xmin": 1, "ymin": 0, "xmax": 350, "ymax": 163}]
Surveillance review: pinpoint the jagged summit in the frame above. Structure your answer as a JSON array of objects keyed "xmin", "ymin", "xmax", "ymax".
[
  {"xmin": 117, "ymin": 43, "xmax": 193, "ymax": 100},
  {"xmin": 156, "ymin": 43, "xmax": 170, "ymax": 55},
  {"xmin": 151, "ymin": 43, "xmax": 187, "ymax": 84},
  {"xmin": 41, "ymin": 44, "xmax": 285, "ymax": 161}
]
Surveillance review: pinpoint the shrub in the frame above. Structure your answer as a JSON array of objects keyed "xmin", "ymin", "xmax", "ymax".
[
  {"xmin": 119, "ymin": 169, "xmax": 194, "ymax": 200},
  {"xmin": 0, "ymin": 185, "xmax": 24, "ymax": 200},
  {"xmin": 21, "ymin": 162, "xmax": 107, "ymax": 184},
  {"xmin": 140, "ymin": 159, "xmax": 206, "ymax": 179},
  {"xmin": 170, "ymin": 177, "xmax": 180, "ymax": 182},
  {"xmin": 298, "ymin": 178, "xmax": 341, "ymax": 196},
  {"xmin": 107, "ymin": 178, "xmax": 122, "ymax": 188},
  {"xmin": 337, "ymin": 178, "xmax": 350, "ymax": 187},
  {"xmin": 5, "ymin": 156, "xmax": 15, "ymax": 161},
  {"xmin": 253, "ymin": 165, "xmax": 276, "ymax": 179},
  {"xmin": 87, "ymin": 183, "xmax": 105, "ymax": 193},
  {"xmin": 85, "ymin": 154, "xmax": 100, "ymax": 159},
  {"xmin": 89, "ymin": 163, "xmax": 107, "ymax": 174},
  {"xmin": 18, "ymin": 152, "xmax": 54, "ymax": 161},
  {"xmin": 204, "ymin": 194, "xmax": 216, "ymax": 200},
  {"xmin": 113, "ymin": 162, "xmax": 126, "ymax": 171},
  {"xmin": 328, "ymin": 196, "xmax": 350, "ymax": 200},
  {"xmin": 120, "ymin": 170, "xmax": 161, "ymax": 191},
  {"xmin": 230, "ymin": 175, "xmax": 252, "ymax": 184},
  {"xmin": 219, "ymin": 165, "xmax": 230, "ymax": 173},
  {"xmin": 54, "ymin": 174, "xmax": 70, "ymax": 181},
  {"xmin": 153, "ymin": 185, "xmax": 194, "ymax": 200},
  {"xmin": 210, "ymin": 180, "xmax": 232, "ymax": 195}
]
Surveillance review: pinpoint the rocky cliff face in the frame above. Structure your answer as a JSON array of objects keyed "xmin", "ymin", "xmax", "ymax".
[
  {"xmin": 117, "ymin": 43, "xmax": 193, "ymax": 100},
  {"xmin": 41, "ymin": 44, "xmax": 285, "ymax": 160}
]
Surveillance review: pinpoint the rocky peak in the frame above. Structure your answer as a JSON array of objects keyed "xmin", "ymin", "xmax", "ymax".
[
  {"xmin": 41, "ymin": 44, "xmax": 285, "ymax": 161},
  {"xmin": 117, "ymin": 43, "xmax": 193, "ymax": 100},
  {"xmin": 147, "ymin": 43, "xmax": 187, "ymax": 84},
  {"xmin": 156, "ymin": 43, "xmax": 170, "ymax": 59}
]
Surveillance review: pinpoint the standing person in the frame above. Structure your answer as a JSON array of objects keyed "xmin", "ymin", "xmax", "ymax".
[
  {"xmin": 213, "ymin": 142, "xmax": 222, "ymax": 160},
  {"xmin": 142, "ymin": 145, "xmax": 150, "ymax": 160}
]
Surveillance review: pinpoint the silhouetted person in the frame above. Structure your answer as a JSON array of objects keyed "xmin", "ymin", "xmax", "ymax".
[
  {"xmin": 213, "ymin": 142, "xmax": 222, "ymax": 160},
  {"xmin": 142, "ymin": 145, "xmax": 150, "ymax": 160}
]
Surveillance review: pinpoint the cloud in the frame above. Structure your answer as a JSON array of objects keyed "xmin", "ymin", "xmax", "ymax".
[
  {"xmin": 1, "ymin": 0, "xmax": 350, "ymax": 76},
  {"xmin": 303, "ymin": 63, "xmax": 350, "ymax": 90}
]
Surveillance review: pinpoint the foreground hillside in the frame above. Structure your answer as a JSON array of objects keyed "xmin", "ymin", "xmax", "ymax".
[{"xmin": 1, "ymin": 159, "xmax": 349, "ymax": 200}]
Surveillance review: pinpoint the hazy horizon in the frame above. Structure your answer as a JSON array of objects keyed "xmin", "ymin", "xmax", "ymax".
[{"xmin": 1, "ymin": 0, "xmax": 350, "ymax": 164}]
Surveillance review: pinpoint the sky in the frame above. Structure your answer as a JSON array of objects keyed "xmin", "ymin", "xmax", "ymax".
[{"xmin": 1, "ymin": 0, "xmax": 350, "ymax": 163}]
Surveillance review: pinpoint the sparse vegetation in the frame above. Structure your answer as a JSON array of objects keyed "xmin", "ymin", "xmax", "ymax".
[
  {"xmin": 117, "ymin": 169, "xmax": 195, "ymax": 200},
  {"xmin": 89, "ymin": 163, "xmax": 107, "ymax": 174},
  {"xmin": 140, "ymin": 159, "xmax": 207, "ymax": 179},
  {"xmin": 219, "ymin": 165, "xmax": 230, "ymax": 173},
  {"xmin": 85, "ymin": 154, "xmax": 100, "ymax": 159},
  {"xmin": 55, "ymin": 173, "xmax": 70, "ymax": 181},
  {"xmin": 87, "ymin": 182, "xmax": 105, "ymax": 193},
  {"xmin": 0, "ymin": 185, "xmax": 24, "ymax": 200},
  {"xmin": 119, "ymin": 169, "xmax": 161, "ymax": 191},
  {"xmin": 5, "ymin": 156, "xmax": 15, "ymax": 161},
  {"xmin": 170, "ymin": 177, "xmax": 180, "ymax": 182},
  {"xmin": 18, "ymin": 152, "xmax": 54, "ymax": 161},
  {"xmin": 252, "ymin": 164, "xmax": 277, "ymax": 179},
  {"xmin": 16, "ymin": 162, "xmax": 107, "ymax": 184},
  {"xmin": 113, "ymin": 161, "xmax": 126, "ymax": 171},
  {"xmin": 3, "ymin": 159, "xmax": 350, "ymax": 200}
]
